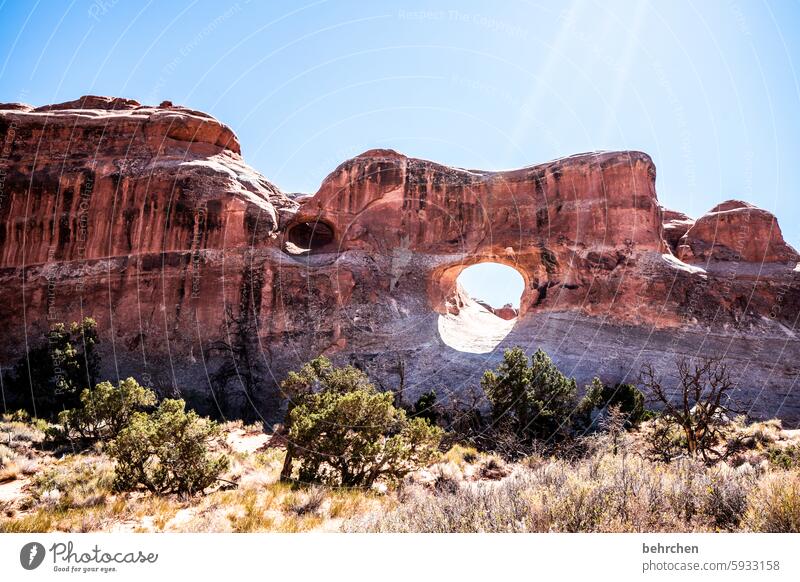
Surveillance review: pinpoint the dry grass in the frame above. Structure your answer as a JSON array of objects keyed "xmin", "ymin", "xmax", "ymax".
[
  {"xmin": 743, "ymin": 472, "xmax": 800, "ymax": 532},
  {"xmin": 2, "ymin": 414, "xmax": 799, "ymax": 533},
  {"xmin": 0, "ymin": 444, "xmax": 22, "ymax": 483},
  {"xmin": 328, "ymin": 488, "xmax": 376, "ymax": 520},
  {"xmin": 0, "ymin": 418, "xmax": 45, "ymax": 482},
  {"xmin": 1, "ymin": 417, "xmax": 45, "ymax": 444},
  {"xmin": 443, "ymin": 444, "xmax": 480, "ymax": 469},
  {"xmin": 29, "ymin": 455, "xmax": 115, "ymax": 508},
  {"xmin": 0, "ymin": 453, "xmax": 121, "ymax": 532},
  {"xmin": 347, "ymin": 435, "xmax": 800, "ymax": 533},
  {"xmin": 744, "ymin": 419, "xmax": 784, "ymax": 446}
]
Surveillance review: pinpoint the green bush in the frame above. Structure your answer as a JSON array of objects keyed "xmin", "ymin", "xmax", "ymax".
[
  {"xmin": 280, "ymin": 357, "xmax": 443, "ymax": 487},
  {"xmin": 410, "ymin": 390, "xmax": 440, "ymax": 426},
  {"xmin": 482, "ymin": 347, "xmax": 577, "ymax": 442},
  {"xmin": 577, "ymin": 378, "xmax": 646, "ymax": 429},
  {"xmin": 57, "ymin": 377, "xmax": 157, "ymax": 441},
  {"xmin": 768, "ymin": 444, "xmax": 800, "ymax": 470},
  {"xmin": 108, "ymin": 399, "xmax": 228, "ymax": 495},
  {"xmin": 7, "ymin": 410, "xmax": 31, "ymax": 423}
]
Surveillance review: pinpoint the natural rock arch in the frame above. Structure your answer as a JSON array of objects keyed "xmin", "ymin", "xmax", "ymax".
[
  {"xmin": 0, "ymin": 99, "xmax": 798, "ymax": 421},
  {"xmin": 433, "ymin": 258, "xmax": 527, "ymax": 354}
]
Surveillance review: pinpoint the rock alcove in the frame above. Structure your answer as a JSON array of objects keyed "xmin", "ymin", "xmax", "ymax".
[{"xmin": 285, "ymin": 219, "xmax": 336, "ymax": 254}]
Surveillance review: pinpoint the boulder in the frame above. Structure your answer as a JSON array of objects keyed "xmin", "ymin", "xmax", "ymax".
[{"xmin": 678, "ymin": 200, "xmax": 798, "ymax": 263}]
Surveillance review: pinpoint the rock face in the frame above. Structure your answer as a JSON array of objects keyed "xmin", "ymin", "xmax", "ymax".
[
  {"xmin": 677, "ymin": 200, "xmax": 798, "ymax": 264},
  {"xmin": 1, "ymin": 97, "xmax": 799, "ymax": 424},
  {"xmin": 0, "ymin": 97, "xmax": 296, "ymax": 419}
]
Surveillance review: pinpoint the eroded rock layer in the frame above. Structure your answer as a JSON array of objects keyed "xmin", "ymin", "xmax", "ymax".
[{"xmin": 1, "ymin": 97, "xmax": 798, "ymax": 423}]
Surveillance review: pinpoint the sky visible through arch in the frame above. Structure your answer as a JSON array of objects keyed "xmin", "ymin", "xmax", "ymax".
[
  {"xmin": 2, "ymin": 0, "xmax": 799, "ymax": 303},
  {"xmin": 458, "ymin": 263, "xmax": 525, "ymax": 308}
]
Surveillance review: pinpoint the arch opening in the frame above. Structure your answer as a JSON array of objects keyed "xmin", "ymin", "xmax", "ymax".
[{"xmin": 438, "ymin": 262, "xmax": 525, "ymax": 354}]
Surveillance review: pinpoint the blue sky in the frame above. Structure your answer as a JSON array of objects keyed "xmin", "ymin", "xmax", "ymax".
[
  {"xmin": 2, "ymin": 0, "xmax": 799, "ymax": 305},
  {"xmin": 459, "ymin": 263, "xmax": 525, "ymax": 308}
]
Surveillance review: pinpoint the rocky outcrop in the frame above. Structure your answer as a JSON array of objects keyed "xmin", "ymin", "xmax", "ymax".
[
  {"xmin": 661, "ymin": 207, "xmax": 694, "ymax": 253},
  {"xmin": 474, "ymin": 300, "xmax": 518, "ymax": 320},
  {"xmin": 0, "ymin": 97, "xmax": 297, "ymax": 419},
  {"xmin": 1, "ymin": 97, "xmax": 799, "ymax": 424},
  {"xmin": 677, "ymin": 200, "xmax": 798, "ymax": 264},
  {"xmin": 297, "ymin": 148, "xmax": 665, "ymax": 258},
  {"xmin": 0, "ymin": 99, "xmax": 292, "ymax": 267}
]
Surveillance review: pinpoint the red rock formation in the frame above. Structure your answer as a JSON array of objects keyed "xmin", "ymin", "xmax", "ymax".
[
  {"xmin": 292, "ymin": 148, "xmax": 670, "ymax": 318},
  {"xmin": 493, "ymin": 304, "xmax": 519, "ymax": 320},
  {"xmin": 0, "ymin": 103, "xmax": 287, "ymax": 266},
  {"xmin": 0, "ymin": 96, "xmax": 298, "ymax": 419},
  {"xmin": 474, "ymin": 300, "xmax": 518, "ymax": 320},
  {"xmin": 661, "ymin": 207, "xmax": 695, "ymax": 253},
  {"xmin": 677, "ymin": 200, "xmax": 798, "ymax": 264},
  {"xmin": 298, "ymin": 148, "xmax": 665, "ymax": 255},
  {"xmin": 1, "ymin": 97, "xmax": 799, "ymax": 423}
]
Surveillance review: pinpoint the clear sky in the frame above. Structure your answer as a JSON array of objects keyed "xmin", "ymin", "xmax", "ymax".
[
  {"xmin": 2, "ymin": 0, "xmax": 799, "ymax": 260},
  {"xmin": 459, "ymin": 263, "xmax": 525, "ymax": 308}
]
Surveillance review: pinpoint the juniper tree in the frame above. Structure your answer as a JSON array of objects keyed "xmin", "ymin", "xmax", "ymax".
[
  {"xmin": 279, "ymin": 357, "xmax": 442, "ymax": 486},
  {"xmin": 482, "ymin": 347, "xmax": 577, "ymax": 443}
]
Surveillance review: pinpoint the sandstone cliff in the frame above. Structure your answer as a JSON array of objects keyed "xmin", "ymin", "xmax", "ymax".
[{"xmin": 1, "ymin": 97, "xmax": 798, "ymax": 423}]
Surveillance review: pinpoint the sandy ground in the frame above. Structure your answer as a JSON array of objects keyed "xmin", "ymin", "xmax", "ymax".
[
  {"xmin": 225, "ymin": 427, "xmax": 271, "ymax": 454},
  {"xmin": 0, "ymin": 477, "xmax": 28, "ymax": 504}
]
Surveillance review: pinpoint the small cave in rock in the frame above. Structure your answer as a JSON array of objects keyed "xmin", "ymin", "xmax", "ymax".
[
  {"xmin": 285, "ymin": 220, "xmax": 336, "ymax": 254},
  {"xmin": 438, "ymin": 262, "xmax": 525, "ymax": 354}
]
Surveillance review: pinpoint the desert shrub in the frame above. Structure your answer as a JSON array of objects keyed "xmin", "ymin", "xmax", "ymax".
[
  {"xmin": 7, "ymin": 409, "xmax": 30, "ymax": 423},
  {"xmin": 108, "ymin": 399, "xmax": 229, "ymax": 495},
  {"xmin": 744, "ymin": 473, "xmax": 800, "ymax": 532},
  {"xmin": 0, "ymin": 443, "xmax": 21, "ymax": 483},
  {"xmin": 431, "ymin": 465, "xmax": 461, "ymax": 496},
  {"xmin": 767, "ymin": 444, "xmax": 800, "ymax": 470},
  {"xmin": 577, "ymin": 378, "xmax": 646, "ymax": 430},
  {"xmin": 438, "ymin": 389, "xmax": 485, "ymax": 443},
  {"xmin": 642, "ymin": 417, "xmax": 685, "ymax": 462},
  {"xmin": 279, "ymin": 356, "xmax": 370, "ymax": 480},
  {"xmin": 478, "ymin": 456, "xmax": 509, "ymax": 480},
  {"xmin": 280, "ymin": 357, "xmax": 443, "ymax": 487},
  {"xmin": 745, "ymin": 419, "xmax": 783, "ymax": 446},
  {"xmin": 482, "ymin": 347, "xmax": 577, "ymax": 443},
  {"xmin": 0, "ymin": 443, "xmax": 15, "ymax": 467},
  {"xmin": 347, "ymin": 447, "xmax": 765, "ymax": 533},
  {"xmin": 0, "ymin": 418, "xmax": 44, "ymax": 446},
  {"xmin": 348, "ymin": 475, "xmax": 535, "ymax": 532},
  {"xmin": 444, "ymin": 444, "xmax": 479, "ymax": 468},
  {"xmin": 702, "ymin": 465, "xmax": 752, "ymax": 530},
  {"xmin": 0, "ymin": 416, "xmax": 46, "ymax": 482},
  {"xmin": 286, "ymin": 486, "xmax": 326, "ymax": 516},
  {"xmin": 56, "ymin": 377, "xmax": 157, "ymax": 441},
  {"xmin": 410, "ymin": 390, "xmax": 440, "ymax": 426}
]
